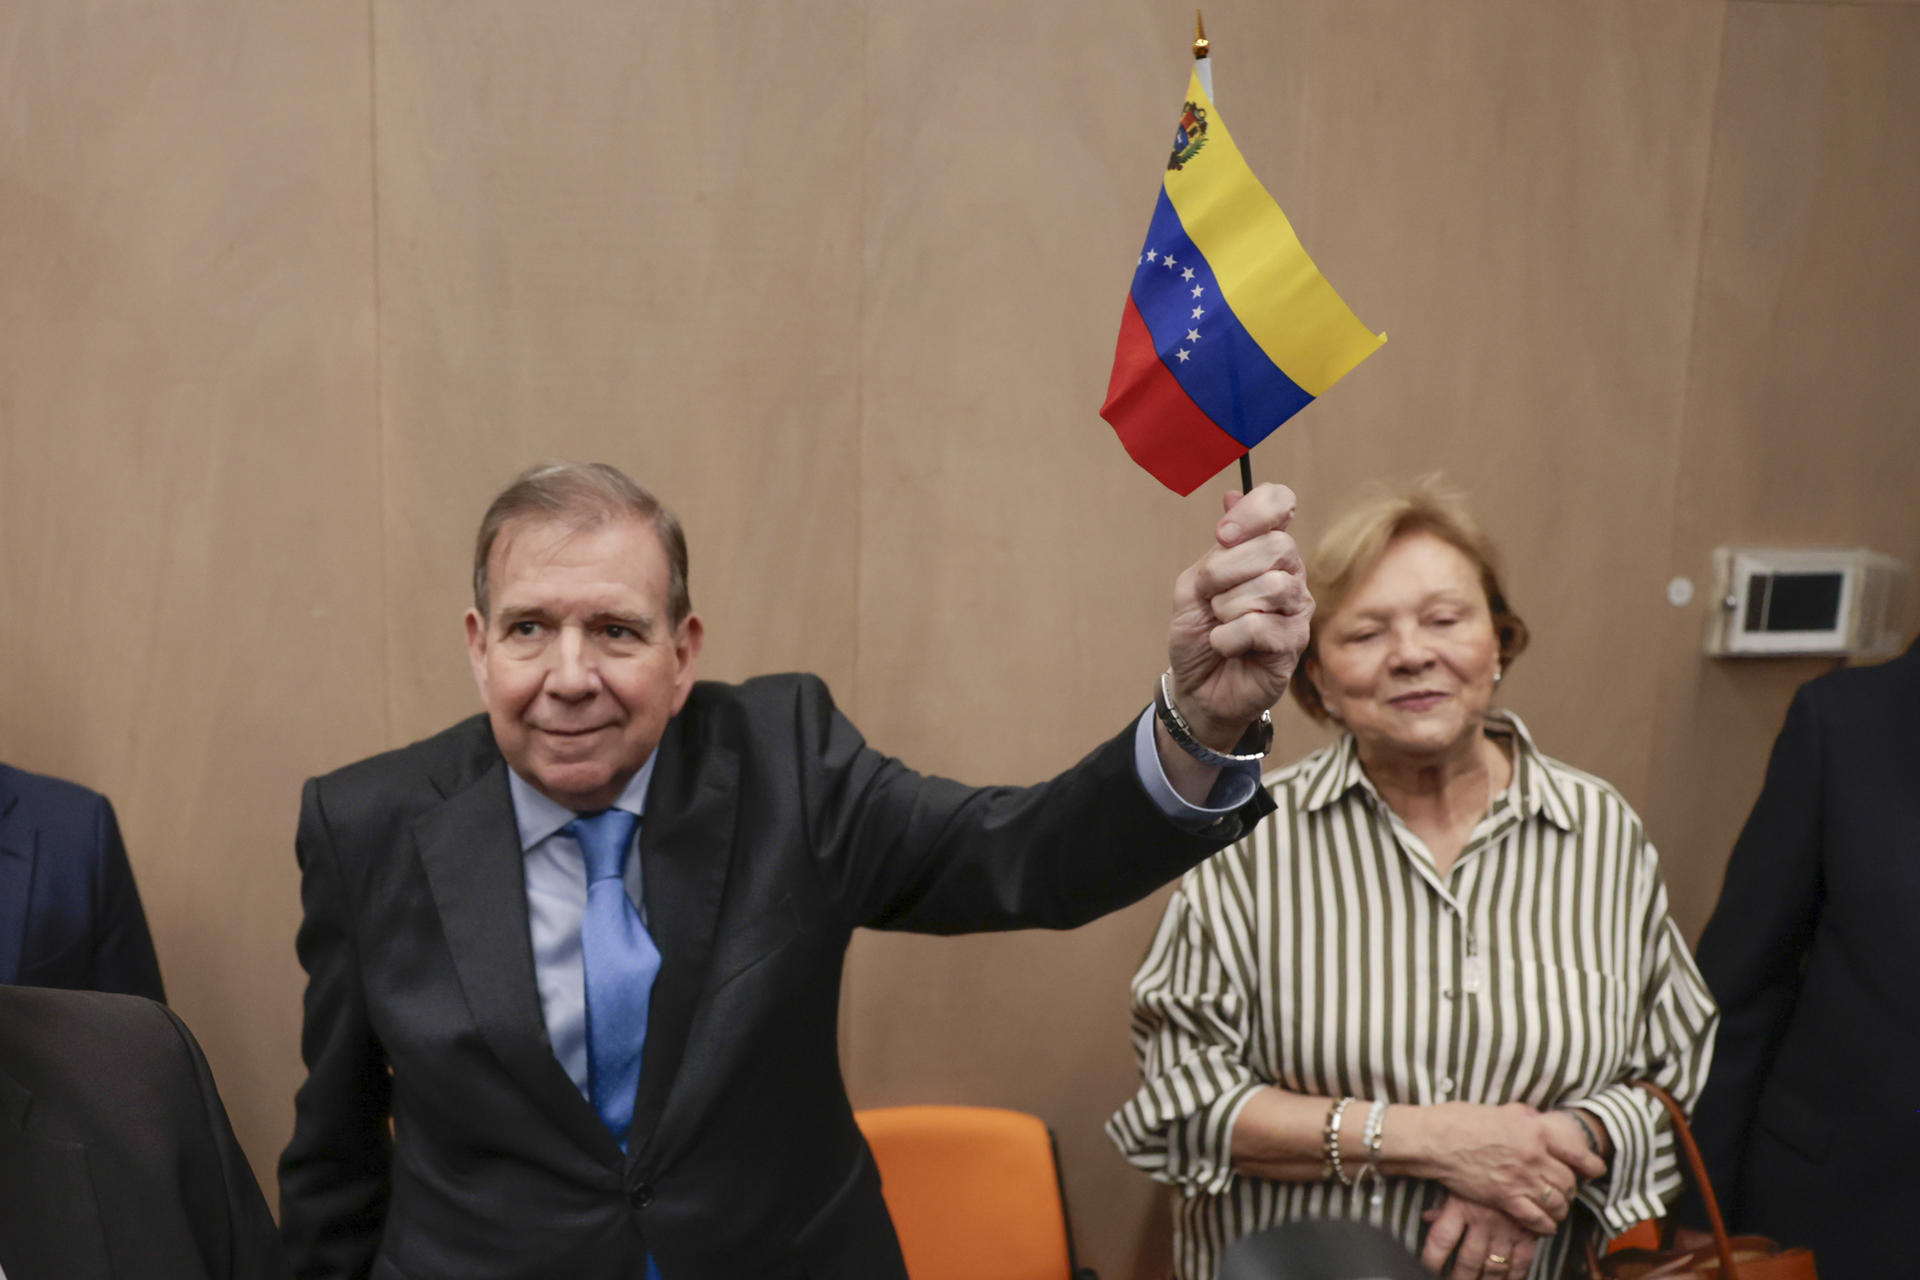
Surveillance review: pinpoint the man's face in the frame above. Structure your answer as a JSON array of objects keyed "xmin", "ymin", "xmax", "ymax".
[{"xmin": 465, "ymin": 515, "xmax": 703, "ymax": 812}]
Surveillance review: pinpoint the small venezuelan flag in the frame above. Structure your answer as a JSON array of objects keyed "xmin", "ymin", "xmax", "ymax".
[{"xmin": 1101, "ymin": 67, "xmax": 1385, "ymax": 496}]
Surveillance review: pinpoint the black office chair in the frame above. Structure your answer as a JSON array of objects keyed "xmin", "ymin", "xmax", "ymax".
[{"xmin": 1220, "ymin": 1220, "xmax": 1428, "ymax": 1280}]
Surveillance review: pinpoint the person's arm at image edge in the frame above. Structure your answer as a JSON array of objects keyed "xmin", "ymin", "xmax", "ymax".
[
  {"xmin": 278, "ymin": 780, "xmax": 394, "ymax": 1280},
  {"xmin": 88, "ymin": 793, "xmax": 166, "ymax": 1002},
  {"xmin": 1673, "ymin": 689, "xmax": 1824, "ymax": 1230}
]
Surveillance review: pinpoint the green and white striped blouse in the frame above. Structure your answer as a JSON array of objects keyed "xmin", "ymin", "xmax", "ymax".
[{"xmin": 1109, "ymin": 713, "xmax": 1718, "ymax": 1280}]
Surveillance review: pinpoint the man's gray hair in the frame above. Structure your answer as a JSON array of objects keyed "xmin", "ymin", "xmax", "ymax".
[{"xmin": 472, "ymin": 461, "xmax": 691, "ymax": 624}]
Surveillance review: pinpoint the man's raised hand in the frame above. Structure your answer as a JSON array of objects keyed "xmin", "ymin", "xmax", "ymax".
[{"xmin": 1166, "ymin": 483, "xmax": 1312, "ymax": 749}]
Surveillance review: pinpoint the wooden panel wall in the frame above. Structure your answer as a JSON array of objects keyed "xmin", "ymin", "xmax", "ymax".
[
  {"xmin": 0, "ymin": 4, "xmax": 1915, "ymax": 1278},
  {"xmin": 1645, "ymin": 1, "xmax": 1920, "ymax": 924},
  {"xmin": 0, "ymin": 0, "xmax": 383, "ymax": 1214},
  {"xmin": 372, "ymin": 0, "xmax": 870, "ymax": 739}
]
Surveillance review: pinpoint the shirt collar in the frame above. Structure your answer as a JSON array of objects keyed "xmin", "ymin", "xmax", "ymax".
[
  {"xmin": 505, "ymin": 751, "xmax": 658, "ymax": 852},
  {"xmin": 1497, "ymin": 711, "xmax": 1580, "ymax": 833},
  {"xmin": 1301, "ymin": 709, "xmax": 1579, "ymax": 834}
]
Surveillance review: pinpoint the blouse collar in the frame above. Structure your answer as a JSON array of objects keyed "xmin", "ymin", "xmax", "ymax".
[{"xmin": 1301, "ymin": 709, "xmax": 1580, "ymax": 834}]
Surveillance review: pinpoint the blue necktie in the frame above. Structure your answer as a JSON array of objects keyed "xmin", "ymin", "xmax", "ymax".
[{"xmin": 564, "ymin": 809, "xmax": 660, "ymax": 1153}]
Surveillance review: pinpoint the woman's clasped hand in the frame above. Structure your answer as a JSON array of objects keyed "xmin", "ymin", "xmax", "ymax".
[
  {"xmin": 1402, "ymin": 1102, "xmax": 1606, "ymax": 1236},
  {"xmin": 1401, "ymin": 1102, "xmax": 1607, "ymax": 1277}
]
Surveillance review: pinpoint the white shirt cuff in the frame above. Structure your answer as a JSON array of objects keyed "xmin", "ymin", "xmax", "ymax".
[{"xmin": 1132, "ymin": 706, "xmax": 1261, "ymax": 829}]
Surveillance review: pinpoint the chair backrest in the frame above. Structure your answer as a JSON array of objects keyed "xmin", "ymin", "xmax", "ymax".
[
  {"xmin": 856, "ymin": 1104, "xmax": 1080, "ymax": 1280},
  {"xmin": 1219, "ymin": 1220, "xmax": 1427, "ymax": 1280}
]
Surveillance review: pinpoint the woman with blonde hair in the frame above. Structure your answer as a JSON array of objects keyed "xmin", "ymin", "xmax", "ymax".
[{"xmin": 1111, "ymin": 478, "xmax": 1716, "ymax": 1279}]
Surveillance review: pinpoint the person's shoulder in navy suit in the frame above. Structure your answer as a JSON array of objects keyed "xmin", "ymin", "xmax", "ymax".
[
  {"xmin": 0, "ymin": 762, "xmax": 166, "ymax": 1001},
  {"xmin": 1679, "ymin": 642, "xmax": 1920, "ymax": 1278}
]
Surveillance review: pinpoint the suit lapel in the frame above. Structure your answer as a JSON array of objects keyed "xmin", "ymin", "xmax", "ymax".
[
  {"xmin": 630, "ymin": 710, "xmax": 738, "ymax": 1157},
  {"xmin": 412, "ymin": 756, "xmax": 621, "ymax": 1164},
  {"xmin": 0, "ymin": 777, "xmax": 32, "ymax": 985},
  {"xmin": 0, "ymin": 1070, "xmax": 111, "ymax": 1280}
]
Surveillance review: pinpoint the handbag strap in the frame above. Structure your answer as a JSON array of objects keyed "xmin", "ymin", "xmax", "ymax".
[{"xmin": 1631, "ymin": 1081, "xmax": 1741, "ymax": 1278}]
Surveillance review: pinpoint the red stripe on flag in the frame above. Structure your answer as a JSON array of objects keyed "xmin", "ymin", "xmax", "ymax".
[{"xmin": 1099, "ymin": 295, "xmax": 1247, "ymax": 496}]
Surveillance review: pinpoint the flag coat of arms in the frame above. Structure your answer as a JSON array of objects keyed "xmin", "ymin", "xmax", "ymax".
[{"xmin": 1101, "ymin": 68, "xmax": 1384, "ymax": 495}]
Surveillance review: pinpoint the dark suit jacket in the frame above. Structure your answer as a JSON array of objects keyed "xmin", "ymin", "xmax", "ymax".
[
  {"xmin": 0, "ymin": 986, "xmax": 289, "ymax": 1280},
  {"xmin": 279, "ymin": 674, "xmax": 1268, "ymax": 1280},
  {"xmin": 0, "ymin": 764, "xmax": 165, "ymax": 1001},
  {"xmin": 1680, "ymin": 643, "xmax": 1920, "ymax": 1278}
]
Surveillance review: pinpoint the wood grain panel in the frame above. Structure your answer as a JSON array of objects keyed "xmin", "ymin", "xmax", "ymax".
[
  {"xmin": 851, "ymin": 8, "xmax": 1228, "ymax": 1274},
  {"xmin": 847, "ymin": 4, "xmax": 1723, "ymax": 1275},
  {"xmin": 373, "ymin": 0, "xmax": 867, "ymax": 743},
  {"xmin": 0, "ymin": 0, "xmax": 380, "ymax": 1193},
  {"xmin": 1648, "ymin": 1, "xmax": 1920, "ymax": 937}
]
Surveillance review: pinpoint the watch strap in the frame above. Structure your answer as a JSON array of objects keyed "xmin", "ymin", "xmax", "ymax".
[{"xmin": 1155, "ymin": 670, "xmax": 1273, "ymax": 766}]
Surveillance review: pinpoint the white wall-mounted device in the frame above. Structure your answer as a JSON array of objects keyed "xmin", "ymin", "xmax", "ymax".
[{"xmin": 1706, "ymin": 548, "xmax": 1911, "ymax": 658}]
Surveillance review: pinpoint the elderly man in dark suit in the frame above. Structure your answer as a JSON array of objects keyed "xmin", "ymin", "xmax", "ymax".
[
  {"xmin": 278, "ymin": 460, "xmax": 1312, "ymax": 1280},
  {"xmin": 0, "ymin": 985, "xmax": 289, "ymax": 1280},
  {"xmin": 1679, "ymin": 640, "xmax": 1920, "ymax": 1278},
  {"xmin": 0, "ymin": 764, "xmax": 165, "ymax": 1001}
]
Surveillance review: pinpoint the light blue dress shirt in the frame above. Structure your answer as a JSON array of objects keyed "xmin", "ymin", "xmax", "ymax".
[
  {"xmin": 506, "ymin": 706, "xmax": 1256, "ymax": 1102},
  {"xmin": 1128, "ymin": 705, "xmax": 1262, "ymax": 816}
]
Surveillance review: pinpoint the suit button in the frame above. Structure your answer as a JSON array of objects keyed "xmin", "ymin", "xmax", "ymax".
[{"xmin": 630, "ymin": 1182, "xmax": 655, "ymax": 1209}]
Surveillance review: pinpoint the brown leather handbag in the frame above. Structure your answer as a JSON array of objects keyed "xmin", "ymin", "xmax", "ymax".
[{"xmin": 1585, "ymin": 1082, "xmax": 1817, "ymax": 1280}]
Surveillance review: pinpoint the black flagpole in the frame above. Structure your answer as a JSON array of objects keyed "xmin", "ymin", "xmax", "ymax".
[{"xmin": 1239, "ymin": 452, "xmax": 1254, "ymax": 495}]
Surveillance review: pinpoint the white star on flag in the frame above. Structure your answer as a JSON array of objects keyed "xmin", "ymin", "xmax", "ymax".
[
  {"xmin": 1145, "ymin": 249, "xmax": 1158, "ymax": 262},
  {"xmin": 1191, "ymin": 284, "xmax": 1204, "ymax": 298},
  {"xmin": 1163, "ymin": 255, "xmax": 1178, "ymax": 269},
  {"xmin": 1175, "ymin": 349, "xmax": 1191, "ymax": 362},
  {"xmin": 1187, "ymin": 329, "xmax": 1201, "ymax": 341},
  {"xmin": 1181, "ymin": 268, "xmax": 1195, "ymax": 281},
  {"xmin": 1191, "ymin": 306, "xmax": 1205, "ymax": 320}
]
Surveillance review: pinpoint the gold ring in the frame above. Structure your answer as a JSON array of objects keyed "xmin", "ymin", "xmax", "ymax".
[{"xmin": 1486, "ymin": 1254, "xmax": 1510, "ymax": 1269}]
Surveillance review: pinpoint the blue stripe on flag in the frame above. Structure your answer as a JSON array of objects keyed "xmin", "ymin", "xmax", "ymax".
[{"xmin": 1129, "ymin": 189, "xmax": 1313, "ymax": 447}]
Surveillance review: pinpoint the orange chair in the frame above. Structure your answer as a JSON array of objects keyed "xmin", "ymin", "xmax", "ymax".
[{"xmin": 856, "ymin": 1105, "xmax": 1096, "ymax": 1280}]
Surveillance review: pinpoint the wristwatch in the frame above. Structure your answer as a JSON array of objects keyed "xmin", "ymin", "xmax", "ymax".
[{"xmin": 1154, "ymin": 670, "xmax": 1273, "ymax": 767}]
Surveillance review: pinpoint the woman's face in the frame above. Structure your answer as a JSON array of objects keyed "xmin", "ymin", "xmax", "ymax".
[{"xmin": 1311, "ymin": 531, "xmax": 1502, "ymax": 763}]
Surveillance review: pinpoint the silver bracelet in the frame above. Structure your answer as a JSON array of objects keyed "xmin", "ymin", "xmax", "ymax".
[
  {"xmin": 1154, "ymin": 670, "xmax": 1273, "ymax": 766},
  {"xmin": 1359, "ymin": 1099, "xmax": 1389, "ymax": 1206},
  {"xmin": 1325, "ymin": 1096, "xmax": 1355, "ymax": 1186}
]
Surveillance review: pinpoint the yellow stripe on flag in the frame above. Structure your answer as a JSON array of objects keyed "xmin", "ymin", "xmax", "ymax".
[{"xmin": 1163, "ymin": 69, "xmax": 1384, "ymax": 398}]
